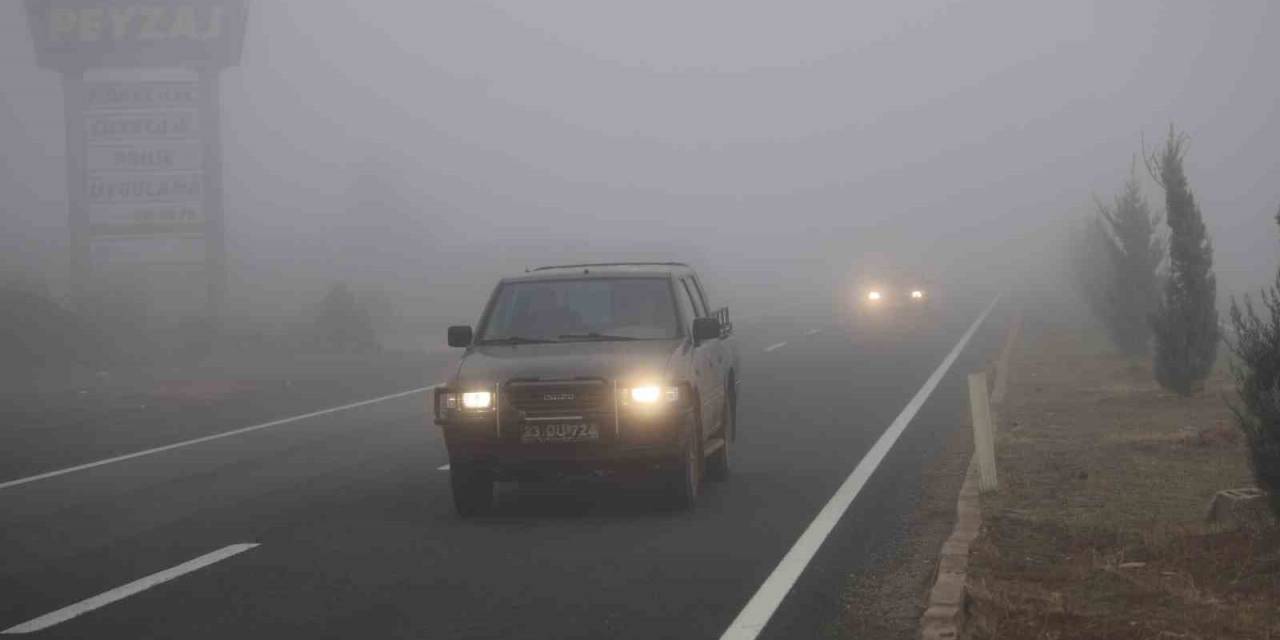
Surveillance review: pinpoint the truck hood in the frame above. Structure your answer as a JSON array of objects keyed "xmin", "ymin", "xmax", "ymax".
[{"xmin": 452, "ymin": 339, "xmax": 683, "ymax": 385}]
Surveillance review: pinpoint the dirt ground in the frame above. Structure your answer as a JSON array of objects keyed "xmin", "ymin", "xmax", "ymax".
[{"xmin": 966, "ymin": 313, "xmax": 1280, "ymax": 639}]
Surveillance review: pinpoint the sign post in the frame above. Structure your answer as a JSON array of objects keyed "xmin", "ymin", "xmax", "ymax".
[{"xmin": 25, "ymin": 0, "xmax": 246, "ymax": 323}]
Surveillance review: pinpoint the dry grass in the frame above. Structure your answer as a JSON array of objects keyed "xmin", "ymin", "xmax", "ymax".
[{"xmin": 967, "ymin": 317, "xmax": 1280, "ymax": 639}]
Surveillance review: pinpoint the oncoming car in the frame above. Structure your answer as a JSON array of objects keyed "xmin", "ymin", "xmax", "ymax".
[
  {"xmin": 851, "ymin": 275, "xmax": 934, "ymax": 327},
  {"xmin": 433, "ymin": 262, "xmax": 740, "ymax": 516}
]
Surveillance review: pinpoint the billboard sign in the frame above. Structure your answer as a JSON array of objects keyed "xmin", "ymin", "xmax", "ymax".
[{"xmin": 83, "ymin": 76, "xmax": 206, "ymax": 246}]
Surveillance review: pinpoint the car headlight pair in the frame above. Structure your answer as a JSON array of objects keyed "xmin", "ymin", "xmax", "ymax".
[{"xmin": 866, "ymin": 289, "xmax": 925, "ymax": 301}]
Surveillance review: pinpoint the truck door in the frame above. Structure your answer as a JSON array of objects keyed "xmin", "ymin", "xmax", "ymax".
[{"xmin": 677, "ymin": 278, "xmax": 721, "ymax": 436}]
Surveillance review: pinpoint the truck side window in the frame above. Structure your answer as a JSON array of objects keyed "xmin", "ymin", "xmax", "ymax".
[
  {"xmin": 673, "ymin": 280, "xmax": 698, "ymax": 329},
  {"xmin": 680, "ymin": 279, "xmax": 706, "ymax": 318},
  {"xmin": 690, "ymin": 276, "xmax": 712, "ymax": 313}
]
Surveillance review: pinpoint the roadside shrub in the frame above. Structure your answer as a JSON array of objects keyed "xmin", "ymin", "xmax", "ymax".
[
  {"xmin": 312, "ymin": 282, "xmax": 377, "ymax": 352},
  {"xmin": 0, "ymin": 284, "xmax": 103, "ymax": 370},
  {"xmin": 1228, "ymin": 204, "xmax": 1280, "ymax": 519},
  {"xmin": 1147, "ymin": 126, "xmax": 1218, "ymax": 396}
]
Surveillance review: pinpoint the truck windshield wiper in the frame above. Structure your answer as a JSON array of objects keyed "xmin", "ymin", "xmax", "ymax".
[
  {"xmin": 480, "ymin": 336, "xmax": 557, "ymax": 345},
  {"xmin": 558, "ymin": 332, "xmax": 640, "ymax": 342}
]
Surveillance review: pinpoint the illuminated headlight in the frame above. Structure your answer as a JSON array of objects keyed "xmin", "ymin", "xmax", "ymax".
[
  {"xmin": 462, "ymin": 391, "xmax": 493, "ymax": 409},
  {"xmin": 911, "ymin": 290, "xmax": 925, "ymax": 299},
  {"xmin": 622, "ymin": 385, "xmax": 681, "ymax": 406},
  {"xmin": 867, "ymin": 291, "xmax": 882, "ymax": 301}
]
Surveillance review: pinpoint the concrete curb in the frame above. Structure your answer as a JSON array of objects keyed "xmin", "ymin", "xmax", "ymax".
[
  {"xmin": 919, "ymin": 456, "xmax": 981, "ymax": 640},
  {"xmin": 919, "ymin": 308, "xmax": 1021, "ymax": 640}
]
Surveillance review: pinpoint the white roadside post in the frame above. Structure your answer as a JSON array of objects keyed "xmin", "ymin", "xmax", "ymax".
[{"xmin": 968, "ymin": 372, "xmax": 998, "ymax": 492}]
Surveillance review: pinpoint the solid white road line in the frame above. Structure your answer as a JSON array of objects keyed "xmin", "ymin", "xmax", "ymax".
[
  {"xmin": 2, "ymin": 543, "xmax": 260, "ymax": 634},
  {"xmin": 719, "ymin": 295, "xmax": 1000, "ymax": 640},
  {"xmin": 0, "ymin": 385, "xmax": 437, "ymax": 492},
  {"xmin": 763, "ymin": 342, "xmax": 787, "ymax": 352}
]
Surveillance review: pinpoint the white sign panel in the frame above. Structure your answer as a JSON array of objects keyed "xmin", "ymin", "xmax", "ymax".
[
  {"xmin": 85, "ymin": 81, "xmax": 199, "ymax": 110},
  {"xmin": 90, "ymin": 235, "xmax": 206, "ymax": 265},
  {"xmin": 85, "ymin": 110, "xmax": 200, "ymax": 140},
  {"xmin": 80, "ymin": 74, "xmax": 208, "ymax": 274},
  {"xmin": 88, "ymin": 202, "xmax": 205, "ymax": 237},
  {"xmin": 87, "ymin": 172, "xmax": 203, "ymax": 204},
  {"xmin": 86, "ymin": 141, "xmax": 203, "ymax": 171}
]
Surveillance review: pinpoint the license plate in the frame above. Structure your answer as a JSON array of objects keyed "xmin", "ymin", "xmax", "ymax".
[{"xmin": 521, "ymin": 422, "xmax": 600, "ymax": 443}]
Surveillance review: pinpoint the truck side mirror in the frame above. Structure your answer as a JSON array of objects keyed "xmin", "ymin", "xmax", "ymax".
[
  {"xmin": 447, "ymin": 325, "xmax": 473, "ymax": 348},
  {"xmin": 692, "ymin": 317, "xmax": 721, "ymax": 342}
]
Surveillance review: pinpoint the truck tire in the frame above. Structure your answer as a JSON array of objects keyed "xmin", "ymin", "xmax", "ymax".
[
  {"xmin": 450, "ymin": 463, "xmax": 493, "ymax": 517},
  {"xmin": 706, "ymin": 390, "xmax": 733, "ymax": 481},
  {"xmin": 665, "ymin": 419, "xmax": 702, "ymax": 509}
]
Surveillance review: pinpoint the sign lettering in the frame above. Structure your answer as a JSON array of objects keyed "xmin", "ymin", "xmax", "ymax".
[{"xmin": 26, "ymin": 0, "xmax": 247, "ymax": 71}]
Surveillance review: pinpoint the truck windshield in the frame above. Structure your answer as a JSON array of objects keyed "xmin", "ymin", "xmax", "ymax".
[{"xmin": 478, "ymin": 278, "xmax": 680, "ymax": 343}]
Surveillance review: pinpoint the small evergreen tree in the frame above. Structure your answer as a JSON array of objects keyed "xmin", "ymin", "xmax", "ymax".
[
  {"xmin": 1147, "ymin": 126, "xmax": 1218, "ymax": 395},
  {"xmin": 1228, "ymin": 205, "xmax": 1280, "ymax": 518},
  {"xmin": 1068, "ymin": 216, "xmax": 1114, "ymax": 322},
  {"xmin": 1095, "ymin": 161, "xmax": 1164, "ymax": 355}
]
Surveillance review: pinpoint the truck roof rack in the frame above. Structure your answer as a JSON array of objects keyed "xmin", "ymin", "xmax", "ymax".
[{"xmin": 529, "ymin": 261, "xmax": 691, "ymax": 272}]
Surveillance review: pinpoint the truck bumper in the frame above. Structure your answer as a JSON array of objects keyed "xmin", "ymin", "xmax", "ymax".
[{"xmin": 438, "ymin": 408, "xmax": 694, "ymax": 480}]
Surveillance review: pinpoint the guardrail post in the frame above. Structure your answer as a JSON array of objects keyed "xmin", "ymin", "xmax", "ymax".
[{"xmin": 968, "ymin": 372, "xmax": 998, "ymax": 492}]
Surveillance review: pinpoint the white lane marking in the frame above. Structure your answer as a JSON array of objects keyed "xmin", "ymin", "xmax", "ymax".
[
  {"xmin": 0, "ymin": 385, "xmax": 438, "ymax": 492},
  {"xmin": 437, "ymin": 464, "xmax": 450, "ymax": 471},
  {"xmin": 763, "ymin": 342, "xmax": 787, "ymax": 352},
  {"xmin": 720, "ymin": 296, "xmax": 1000, "ymax": 640},
  {"xmin": 2, "ymin": 543, "xmax": 259, "ymax": 634},
  {"xmin": 805, "ymin": 329, "xmax": 820, "ymax": 336}
]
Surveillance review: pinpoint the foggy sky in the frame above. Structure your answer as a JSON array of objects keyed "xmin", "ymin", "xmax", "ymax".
[{"xmin": 2, "ymin": 1, "xmax": 1278, "ymax": 324}]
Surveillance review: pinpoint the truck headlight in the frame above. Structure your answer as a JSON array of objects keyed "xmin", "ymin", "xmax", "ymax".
[
  {"xmin": 867, "ymin": 291, "xmax": 882, "ymax": 301},
  {"xmin": 622, "ymin": 385, "xmax": 680, "ymax": 406},
  {"xmin": 462, "ymin": 391, "xmax": 493, "ymax": 409},
  {"xmin": 911, "ymin": 290, "xmax": 924, "ymax": 299}
]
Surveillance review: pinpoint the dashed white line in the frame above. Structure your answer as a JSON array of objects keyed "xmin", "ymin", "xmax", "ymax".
[
  {"xmin": 719, "ymin": 295, "xmax": 1000, "ymax": 640},
  {"xmin": 437, "ymin": 464, "xmax": 451, "ymax": 471},
  {"xmin": 0, "ymin": 385, "xmax": 438, "ymax": 492},
  {"xmin": 2, "ymin": 543, "xmax": 260, "ymax": 634},
  {"xmin": 805, "ymin": 329, "xmax": 820, "ymax": 336},
  {"xmin": 763, "ymin": 341, "xmax": 787, "ymax": 352}
]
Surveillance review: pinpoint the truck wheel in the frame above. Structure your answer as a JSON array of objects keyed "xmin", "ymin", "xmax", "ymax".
[
  {"xmin": 706, "ymin": 391, "xmax": 733, "ymax": 481},
  {"xmin": 450, "ymin": 463, "xmax": 493, "ymax": 517},
  {"xmin": 666, "ymin": 420, "xmax": 702, "ymax": 508}
]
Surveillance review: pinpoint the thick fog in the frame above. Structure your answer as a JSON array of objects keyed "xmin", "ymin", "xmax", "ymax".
[{"xmin": 2, "ymin": 0, "xmax": 1278, "ymax": 338}]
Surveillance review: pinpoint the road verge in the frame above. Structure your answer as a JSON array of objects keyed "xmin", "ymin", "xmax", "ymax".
[{"xmin": 963, "ymin": 312, "xmax": 1279, "ymax": 638}]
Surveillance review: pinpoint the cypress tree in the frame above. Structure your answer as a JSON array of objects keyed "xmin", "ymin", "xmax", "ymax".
[
  {"xmin": 1148, "ymin": 126, "xmax": 1218, "ymax": 396},
  {"xmin": 1227, "ymin": 204, "xmax": 1280, "ymax": 518},
  {"xmin": 1095, "ymin": 161, "xmax": 1164, "ymax": 355}
]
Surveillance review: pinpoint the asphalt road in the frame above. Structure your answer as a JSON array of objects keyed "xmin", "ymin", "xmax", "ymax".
[{"xmin": 1, "ymin": 296, "xmax": 1009, "ymax": 639}]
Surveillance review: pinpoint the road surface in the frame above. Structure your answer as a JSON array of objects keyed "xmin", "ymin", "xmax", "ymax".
[{"xmin": 1, "ymin": 297, "xmax": 1008, "ymax": 639}]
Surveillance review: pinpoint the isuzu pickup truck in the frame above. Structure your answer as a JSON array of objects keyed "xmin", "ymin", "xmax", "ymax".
[{"xmin": 434, "ymin": 262, "xmax": 739, "ymax": 516}]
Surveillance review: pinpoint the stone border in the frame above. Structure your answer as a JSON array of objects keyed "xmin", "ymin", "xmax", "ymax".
[
  {"xmin": 919, "ymin": 456, "xmax": 981, "ymax": 640},
  {"xmin": 919, "ymin": 309, "xmax": 1022, "ymax": 640}
]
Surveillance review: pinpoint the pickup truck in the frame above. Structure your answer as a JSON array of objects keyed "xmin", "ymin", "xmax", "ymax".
[{"xmin": 433, "ymin": 262, "xmax": 739, "ymax": 516}]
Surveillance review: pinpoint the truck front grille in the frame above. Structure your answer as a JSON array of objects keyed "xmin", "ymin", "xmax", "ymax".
[{"xmin": 504, "ymin": 380, "xmax": 613, "ymax": 417}]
